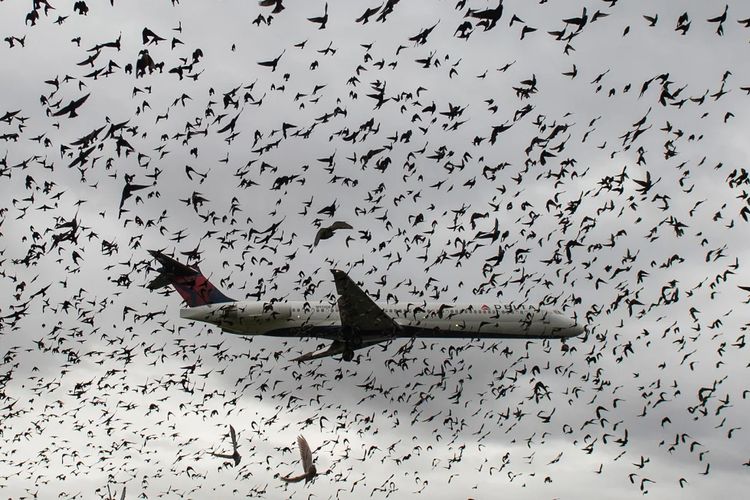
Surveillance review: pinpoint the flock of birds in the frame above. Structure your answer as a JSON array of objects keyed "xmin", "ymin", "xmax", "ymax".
[{"xmin": 1, "ymin": 0, "xmax": 750, "ymax": 498}]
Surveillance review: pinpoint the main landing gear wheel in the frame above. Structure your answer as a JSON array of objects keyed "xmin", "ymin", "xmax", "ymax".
[
  {"xmin": 342, "ymin": 349, "xmax": 354, "ymax": 362},
  {"xmin": 561, "ymin": 340, "xmax": 569, "ymax": 352}
]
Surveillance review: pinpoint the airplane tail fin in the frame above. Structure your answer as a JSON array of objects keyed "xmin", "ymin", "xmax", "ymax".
[{"xmin": 147, "ymin": 250, "xmax": 234, "ymax": 307}]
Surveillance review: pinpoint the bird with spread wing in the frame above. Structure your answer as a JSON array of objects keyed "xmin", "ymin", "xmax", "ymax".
[
  {"xmin": 209, "ymin": 424, "xmax": 241, "ymax": 467},
  {"xmin": 281, "ymin": 435, "xmax": 317, "ymax": 484},
  {"xmin": 314, "ymin": 220, "xmax": 352, "ymax": 246}
]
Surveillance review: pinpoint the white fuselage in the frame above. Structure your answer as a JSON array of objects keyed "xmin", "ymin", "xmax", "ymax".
[{"xmin": 180, "ymin": 300, "xmax": 584, "ymax": 340}]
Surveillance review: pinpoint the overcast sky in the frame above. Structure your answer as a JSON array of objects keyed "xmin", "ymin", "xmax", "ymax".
[{"xmin": 1, "ymin": 1, "xmax": 750, "ymax": 498}]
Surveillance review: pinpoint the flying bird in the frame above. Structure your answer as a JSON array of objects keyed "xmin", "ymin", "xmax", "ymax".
[
  {"xmin": 259, "ymin": 0, "xmax": 285, "ymax": 14},
  {"xmin": 118, "ymin": 179, "xmax": 150, "ymax": 218},
  {"xmin": 210, "ymin": 424, "xmax": 241, "ymax": 467},
  {"xmin": 142, "ymin": 27, "xmax": 166, "ymax": 45},
  {"xmin": 308, "ymin": 3, "xmax": 328, "ymax": 29},
  {"xmin": 258, "ymin": 50, "xmax": 285, "ymax": 72},
  {"xmin": 314, "ymin": 221, "xmax": 353, "ymax": 246},
  {"xmin": 356, "ymin": 5, "xmax": 381, "ymax": 24},
  {"xmin": 51, "ymin": 93, "xmax": 90, "ymax": 118},
  {"xmin": 105, "ymin": 485, "xmax": 126, "ymax": 500},
  {"xmin": 281, "ymin": 435, "xmax": 317, "ymax": 483}
]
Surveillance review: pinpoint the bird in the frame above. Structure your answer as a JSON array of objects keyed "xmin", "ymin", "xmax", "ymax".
[
  {"xmin": 314, "ymin": 221, "xmax": 352, "ymax": 246},
  {"xmin": 356, "ymin": 5, "xmax": 381, "ymax": 24},
  {"xmin": 209, "ymin": 424, "xmax": 241, "ymax": 466},
  {"xmin": 142, "ymin": 27, "xmax": 166, "ymax": 45},
  {"xmin": 466, "ymin": 1, "xmax": 503, "ymax": 31},
  {"xmin": 281, "ymin": 435, "xmax": 317, "ymax": 483},
  {"xmin": 707, "ymin": 5, "xmax": 729, "ymax": 36},
  {"xmin": 259, "ymin": 0, "xmax": 285, "ymax": 14},
  {"xmin": 643, "ymin": 14, "xmax": 658, "ymax": 27},
  {"xmin": 51, "ymin": 93, "xmax": 90, "ymax": 118},
  {"xmin": 118, "ymin": 178, "xmax": 150, "ymax": 218},
  {"xmin": 563, "ymin": 7, "xmax": 588, "ymax": 32},
  {"xmin": 105, "ymin": 485, "xmax": 126, "ymax": 500},
  {"xmin": 73, "ymin": 1, "xmax": 89, "ymax": 15},
  {"xmin": 308, "ymin": 3, "xmax": 328, "ymax": 29},
  {"xmin": 317, "ymin": 199, "xmax": 338, "ymax": 217},
  {"xmin": 258, "ymin": 50, "xmax": 285, "ymax": 72}
]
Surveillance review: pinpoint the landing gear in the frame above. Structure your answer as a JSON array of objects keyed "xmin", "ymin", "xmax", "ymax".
[{"xmin": 341, "ymin": 326, "xmax": 360, "ymax": 362}]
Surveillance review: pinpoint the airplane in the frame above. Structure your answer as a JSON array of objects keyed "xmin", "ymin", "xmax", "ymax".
[{"xmin": 148, "ymin": 250, "xmax": 584, "ymax": 362}]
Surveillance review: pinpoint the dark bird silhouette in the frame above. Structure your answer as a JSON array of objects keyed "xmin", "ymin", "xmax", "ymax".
[
  {"xmin": 314, "ymin": 221, "xmax": 352, "ymax": 246},
  {"xmin": 376, "ymin": 0, "xmax": 400, "ymax": 23},
  {"xmin": 308, "ymin": 3, "xmax": 328, "ymax": 29},
  {"xmin": 259, "ymin": 0, "xmax": 285, "ymax": 14},
  {"xmin": 135, "ymin": 49, "xmax": 156, "ymax": 77},
  {"xmin": 258, "ymin": 50, "xmax": 285, "ymax": 72},
  {"xmin": 356, "ymin": 5, "xmax": 381, "ymax": 24},
  {"xmin": 466, "ymin": 1, "xmax": 503, "ymax": 31},
  {"xmin": 520, "ymin": 25, "xmax": 537, "ymax": 39},
  {"xmin": 118, "ymin": 178, "xmax": 150, "ymax": 218},
  {"xmin": 142, "ymin": 27, "xmax": 166, "ymax": 45},
  {"xmin": 317, "ymin": 199, "xmax": 338, "ymax": 217},
  {"xmin": 51, "ymin": 93, "xmax": 90, "ymax": 118},
  {"xmin": 73, "ymin": 1, "xmax": 89, "ymax": 15},
  {"xmin": 633, "ymin": 170, "xmax": 657, "ymax": 196},
  {"xmin": 675, "ymin": 12, "xmax": 690, "ymax": 35},
  {"xmin": 707, "ymin": 5, "xmax": 728, "ymax": 36},
  {"xmin": 562, "ymin": 64, "xmax": 577, "ymax": 78},
  {"xmin": 409, "ymin": 21, "xmax": 440, "ymax": 45},
  {"xmin": 563, "ymin": 7, "xmax": 588, "ymax": 32},
  {"xmin": 643, "ymin": 14, "xmax": 658, "ymax": 26}
]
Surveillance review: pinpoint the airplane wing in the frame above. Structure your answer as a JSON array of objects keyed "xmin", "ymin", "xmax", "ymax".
[
  {"xmin": 291, "ymin": 270, "xmax": 399, "ymax": 362},
  {"xmin": 331, "ymin": 269, "xmax": 400, "ymax": 333},
  {"xmin": 291, "ymin": 341, "xmax": 348, "ymax": 362}
]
